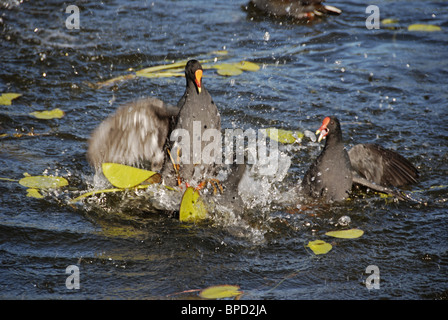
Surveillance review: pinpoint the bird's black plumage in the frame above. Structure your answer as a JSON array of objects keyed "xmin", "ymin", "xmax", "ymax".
[
  {"xmin": 163, "ymin": 59, "xmax": 222, "ymax": 185},
  {"xmin": 87, "ymin": 60, "xmax": 224, "ymax": 189},
  {"xmin": 247, "ymin": 0, "xmax": 342, "ymax": 20},
  {"xmin": 301, "ymin": 116, "xmax": 419, "ymax": 202}
]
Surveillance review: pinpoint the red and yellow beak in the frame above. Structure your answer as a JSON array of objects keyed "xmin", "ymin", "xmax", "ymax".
[
  {"xmin": 194, "ymin": 69, "xmax": 202, "ymax": 93},
  {"xmin": 316, "ymin": 116, "xmax": 330, "ymax": 142}
]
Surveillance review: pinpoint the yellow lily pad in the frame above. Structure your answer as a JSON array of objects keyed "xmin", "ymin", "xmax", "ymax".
[
  {"xmin": 199, "ymin": 285, "xmax": 242, "ymax": 299},
  {"xmin": 30, "ymin": 108, "xmax": 65, "ymax": 119},
  {"xmin": 381, "ymin": 18, "xmax": 399, "ymax": 25},
  {"xmin": 26, "ymin": 188, "xmax": 44, "ymax": 199},
  {"xmin": 135, "ymin": 59, "xmax": 212, "ymax": 77},
  {"xmin": 0, "ymin": 177, "xmax": 18, "ymax": 182},
  {"xmin": 101, "ymin": 163, "xmax": 157, "ymax": 189},
  {"xmin": 179, "ymin": 187, "xmax": 207, "ymax": 223},
  {"xmin": 0, "ymin": 93, "xmax": 22, "ymax": 105},
  {"xmin": 214, "ymin": 63, "xmax": 244, "ymax": 76},
  {"xmin": 19, "ymin": 175, "xmax": 68, "ymax": 189},
  {"xmin": 210, "ymin": 50, "xmax": 229, "ymax": 56},
  {"xmin": 408, "ymin": 24, "xmax": 441, "ymax": 32},
  {"xmin": 70, "ymin": 184, "xmax": 166, "ymax": 203},
  {"xmin": 306, "ymin": 240, "xmax": 332, "ymax": 255},
  {"xmin": 136, "ymin": 71, "xmax": 184, "ymax": 78},
  {"xmin": 212, "ymin": 61, "xmax": 260, "ymax": 76},
  {"xmin": 234, "ymin": 60, "xmax": 260, "ymax": 72},
  {"xmin": 325, "ymin": 228, "xmax": 364, "ymax": 239},
  {"xmin": 265, "ymin": 128, "xmax": 304, "ymax": 144},
  {"xmin": 95, "ymin": 74, "xmax": 137, "ymax": 88},
  {"xmin": 136, "ymin": 60, "xmax": 189, "ymax": 75},
  {"xmin": 69, "ymin": 187, "xmax": 125, "ymax": 203}
]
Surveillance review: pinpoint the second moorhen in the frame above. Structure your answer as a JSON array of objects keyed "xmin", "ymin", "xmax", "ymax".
[{"xmin": 301, "ymin": 116, "xmax": 419, "ymax": 202}]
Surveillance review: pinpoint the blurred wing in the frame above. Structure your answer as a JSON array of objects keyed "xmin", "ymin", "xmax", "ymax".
[{"xmin": 87, "ymin": 97, "xmax": 179, "ymax": 172}]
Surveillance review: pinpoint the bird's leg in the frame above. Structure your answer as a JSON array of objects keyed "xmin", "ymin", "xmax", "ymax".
[
  {"xmin": 195, "ymin": 180, "xmax": 207, "ymax": 191},
  {"xmin": 194, "ymin": 178, "xmax": 223, "ymax": 195},
  {"xmin": 175, "ymin": 148, "xmax": 182, "ymax": 186},
  {"xmin": 167, "ymin": 148, "xmax": 182, "ymax": 186},
  {"xmin": 209, "ymin": 178, "xmax": 224, "ymax": 195}
]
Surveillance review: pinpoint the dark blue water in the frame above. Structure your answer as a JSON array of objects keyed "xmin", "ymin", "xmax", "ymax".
[{"xmin": 1, "ymin": 0, "xmax": 447, "ymax": 300}]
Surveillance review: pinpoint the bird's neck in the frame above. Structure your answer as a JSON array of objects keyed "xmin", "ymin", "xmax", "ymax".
[
  {"xmin": 324, "ymin": 132, "xmax": 344, "ymax": 150},
  {"xmin": 186, "ymin": 80, "xmax": 200, "ymax": 95}
]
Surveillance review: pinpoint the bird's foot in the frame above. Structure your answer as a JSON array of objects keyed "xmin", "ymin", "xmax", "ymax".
[{"xmin": 194, "ymin": 178, "xmax": 223, "ymax": 195}]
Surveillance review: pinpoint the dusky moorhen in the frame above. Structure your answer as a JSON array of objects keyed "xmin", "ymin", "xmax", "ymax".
[
  {"xmin": 301, "ymin": 116, "xmax": 419, "ymax": 202},
  {"xmin": 162, "ymin": 59, "xmax": 222, "ymax": 186},
  {"xmin": 87, "ymin": 60, "xmax": 222, "ymax": 188},
  {"xmin": 248, "ymin": 0, "xmax": 342, "ymax": 20}
]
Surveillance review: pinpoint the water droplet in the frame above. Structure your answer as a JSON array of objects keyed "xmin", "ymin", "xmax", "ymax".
[
  {"xmin": 304, "ymin": 130, "xmax": 316, "ymax": 142},
  {"xmin": 263, "ymin": 31, "xmax": 270, "ymax": 41},
  {"xmin": 337, "ymin": 215, "xmax": 351, "ymax": 226}
]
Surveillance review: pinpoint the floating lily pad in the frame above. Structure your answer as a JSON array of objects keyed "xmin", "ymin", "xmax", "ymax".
[
  {"xmin": 234, "ymin": 60, "xmax": 260, "ymax": 72},
  {"xmin": 135, "ymin": 59, "xmax": 211, "ymax": 78},
  {"xmin": 199, "ymin": 285, "xmax": 242, "ymax": 299},
  {"xmin": 408, "ymin": 24, "xmax": 441, "ymax": 32},
  {"xmin": 97, "ymin": 57, "xmax": 259, "ymax": 87},
  {"xmin": 136, "ymin": 71, "xmax": 184, "ymax": 78},
  {"xmin": 179, "ymin": 187, "xmax": 207, "ymax": 223},
  {"xmin": 265, "ymin": 128, "xmax": 304, "ymax": 144},
  {"xmin": 70, "ymin": 183, "xmax": 174, "ymax": 204},
  {"xmin": 325, "ymin": 228, "xmax": 364, "ymax": 239},
  {"xmin": 214, "ymin": 63, "xmax": 244, "ymax": 76},
  {"xmin": 19, "ymin": 175, "xmax": 68, "ymax": 189},
  {"xmin": 102, "ymin": 163, "xmax": 158, "ymax": 189},
  {"xmin": 306, "ymin": 240, "xmax": 332, "ymax": 255},
  {"xmin": 30, "ymin": 108, "xmax": 65, "ymax": 119},
  {"xmin": 70, "ymin": 187, "xmax": 124, "ymax": 203},
  {"xmin": 382, "ymin": 18, "xmax": 399, "ymax": 25},
  {"xmin": 136, "ymin": 60, "xmax": 189, "ymax": 75},
  {"xmin": 95, "ymin": 74, "xmax": 137, "ymax": 88},
  {"xmin": 26, "ymin": 188, "xmax": 44, "ymax": 199},
  {"xmin": 210, "ymin": 50, "xmax": 229, "ymax": 56},
  {"xmin": 212, "ymin": 61, "xmax": 260, "ymax": 76},
  {"xmin": 0, "ymin": 93, "xmax": 22, "ymax": 105}
]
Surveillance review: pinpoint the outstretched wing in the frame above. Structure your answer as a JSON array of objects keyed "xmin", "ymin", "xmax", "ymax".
[
  {"xmin": 348, "ymin": 143, "xmax": 419, "ymax": 188},
  {"xmin": 87, "ymin": 97, "xmax": 179, "ymax": 172}
]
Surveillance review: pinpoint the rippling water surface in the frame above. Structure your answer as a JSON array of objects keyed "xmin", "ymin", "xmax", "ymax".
[{"xmin": 1, "ymin": 0, "xmax": 447, "ymax": 300}]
